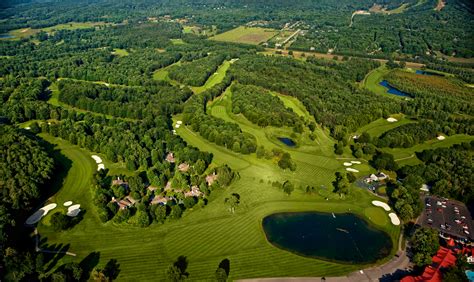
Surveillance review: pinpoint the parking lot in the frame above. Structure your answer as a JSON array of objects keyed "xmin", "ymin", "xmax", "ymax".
[{"xmin": 420, "ymin": 196, "xmax": 473, "ymax": 241}]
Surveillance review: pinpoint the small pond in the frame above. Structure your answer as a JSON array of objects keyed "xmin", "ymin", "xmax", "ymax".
[
  {"xmin": 415, "ymin": 70, "xmax": 443, "ymax": 76},
  {"xmin": 278, "ymin": 137, "xmax": 296, "ymax": 147},
  {"xmin": 379, "ymin": 80, "xmax": 412, "ymax": 97},
  {"xmin": 262, "ymin": 212, "xmax": 392, "ymax": 264},
  {"xmin": 0, "ymin": 34, "xmax": 15, "ymax": 39}
]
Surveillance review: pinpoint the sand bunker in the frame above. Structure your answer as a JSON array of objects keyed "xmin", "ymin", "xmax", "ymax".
[
  {"xmin": 372, "ymin": 200, "xmax": 390, "ymax": 211},
  {"xmin": 67, "ymin": 208, "xmax": 81, "ymax": 217},
  {"xmin": 389, "ymin": 213, "xmax": 401, "ymax": 225},
  {"xmin": 176, "ymin": 120, "xmax": 183, "ymax": 125},
  {"xmin": 25, "ymin": 203, "xmax": 57, "ymax": 225},
  {"xmin": 68, "ymin": 204, "xmax": 80, "ymax": 212},
  {"xmin": 346, "ymin": 168, "xmax": 359, "ymax": 173},
  {"xmin": 351, "ymin": 161, "xmax": 361, "ymax": 164},
  {"xmin": 63, "ymin": 201, "xmax": 73, "ymax": 207},
  {"xmin": 91, "ymin": 155, "xmax": 103, "ymax": 164},
  {"xmin": 343, "ymin": 162, "xmax": 352, "ymax": 166},
  {"xmin": 437, "ymin": 135, "xmax": 446, "ymax": 140},
  {"xmin": 386, "ymin": 117, "xmax": 398, "ymax": 123},
  {"xmin": 97, "ymin": 164, "xmax": 105, "ymax": 171},
  {"xmin": 175, "ymin": 124, "xmax": 180, "ymax": 128}
]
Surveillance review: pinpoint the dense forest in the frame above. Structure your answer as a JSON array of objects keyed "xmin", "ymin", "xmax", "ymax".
[
  {"xmin": 1, "ymin": 0, "xmax": 473, "ymax": 58},
  {"xmin": 375, "ymin": 71, "xmax": 474, "ymax": 147},
  {"xmin": 397, "ymin": 142, "xmax": 474, "ymax": 205},
  {"xmin": 168, "ymin": 54, "xmax": 226, "ymax": 86},
  {"xmin": 57, "ymin": 79, "xmax": 191, "ymax": 119},
  {"xmin": 230, "ymin": 83, "xmax": 303, "ymax": 129},
  {"xmin": 0, "ymin": 126, "xmax": 55, "ymax": 280},
  {"xmin": 230, "ymin": 55, "xmax": 400, "ymax": 141}
]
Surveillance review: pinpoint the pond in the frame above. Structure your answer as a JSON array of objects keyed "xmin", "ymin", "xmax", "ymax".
[
  {"xmin": 379, "ymin": 80, "xmax": 412, "ymax": 97},
  {"xmin": 0, "ymin": 34, "xmax": 15, "ymax": 39},
  {"xmin": 415, "ymin": 70, "xmax": 443, "ymax": 76},
  {"xmin": 278, "ymin": 137, "xmax": 296, "ymax": 147},
  {"xmin": 262, "ymin": 212, "xmax": 392, "ymax": 264}
]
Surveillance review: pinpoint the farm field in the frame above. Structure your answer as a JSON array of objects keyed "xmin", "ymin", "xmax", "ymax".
[{"xmin": 210, "ymin": 26, "xmax": 279, "ymax": 45}]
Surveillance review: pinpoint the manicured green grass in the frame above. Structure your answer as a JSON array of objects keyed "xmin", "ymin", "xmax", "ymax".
[
  {"xmin": 170, "ymin": 38, "xmax": 185, "ymax": 45},
  {"xmin": 38, "ymin": 70, "xmax": 401, "ymax": 280},
  {"xmin": 210, "ymin": 26, "xmax": 278, "ymax": 45},
  {"xmin": 37, "ymin": 131, "xmax": 400, "ymax": 280},
  {"xmin": 361, "ymin": 66, "xmax": 392, "ymax": 96},
  {"xmin": 112, "ymin": 48, "xmax": 129, "ymax": 57},
  {"xmin": 191, "ymin": 60, "xmax": 231, "ymax": 94},
  {"xmin": 355, "ymin": 114, "xmax": 415, "ymax": 138},
  {"xmin": 384, "ymin": 134, "xmax": 474, "ymax": 161}
]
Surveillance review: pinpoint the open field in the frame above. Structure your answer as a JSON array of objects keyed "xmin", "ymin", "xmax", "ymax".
[
  {"xmin": 210, "ymin": 26, "xmax": 278, "ymax": 45},
  {"xmin": 2, "ymin": 22, "xmax": 109, "ymax": 40}
]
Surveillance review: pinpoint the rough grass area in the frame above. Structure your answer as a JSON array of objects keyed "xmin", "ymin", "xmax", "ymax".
[{"xmin": 210, "ymin": 26, "xmax": 278, "ymax": 45}]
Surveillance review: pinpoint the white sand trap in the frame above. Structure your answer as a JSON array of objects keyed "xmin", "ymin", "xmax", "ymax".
[
  {"xmin": 437, "ymin": 135, "xmax": 446, "ymax": 140},
  {"xmin": 346, "ymin": 168, "xmax": 359, "ymax": 173},
  {"xmin": 386, "ymin": 117, "xmax": 398, "ymax": 123},
  {"xmin": 91, "ymin": 155, "xmax": 102, "ymax": 164},
  {"xmin": 25, "ymin": 203, "xmax": 57, "ymax": 225},
  {"xmin": 389, "ymin": 213, "xmax": 401, "ymax": 225},
  {"xmin": 176, "ymin": 120, "xmax": 183, "ymax": 125},
  {"xmin": 343, "ymin": 162, "xmax": 352, "ymax": 166},
  {"xmin": 351, "ymin": 161, "xmax": 362, "ymax": 164},
  {"xmin": 63, "ymin": 201, "xmax": 73, "ymax": 207},
  {"xmin": 68, "ymin": 204, "xmax": 80, "ymax": 212},
  {"xmin": 67, "ymin": 208, "xmax": 81, "ymax": 217},
  {"xmin": 372, "ymin": 200, "xmax": 391, "ymax": 211},
  {"xmin": 175, "ymin": 124, "xmax": 180, "ymax": 128},
  {"xmin": 25, "ymin": 127, "xmax": 31, "ymax": 130},
  {"xmin": 97, "ymin": 164, "xmax": 105, "ymax": 171}
]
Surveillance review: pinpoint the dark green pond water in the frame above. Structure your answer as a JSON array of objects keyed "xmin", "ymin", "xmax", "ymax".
[{"xmin": 262, "ymin": 212, "xmax": 392, "ymax": 264}]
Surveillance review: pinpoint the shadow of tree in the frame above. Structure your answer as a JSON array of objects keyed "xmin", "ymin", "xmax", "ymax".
[
  {"xmin": 43, "ymin": 243, "xmax": 71, "ymax": 272},
  {"xmin": 104, "ymin": 259, "xmax": 121, "ymax": 280},
  {"xmin": 174, "ymin": 255, "xmax": 189, "ymax": 277},
  {"xmin": 79, "ymin": 251, "xmax": 101, "ymax": 281},
  {"xmin": 218, "ymin": 258, "xmax": 230, "ymax": 276}
]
